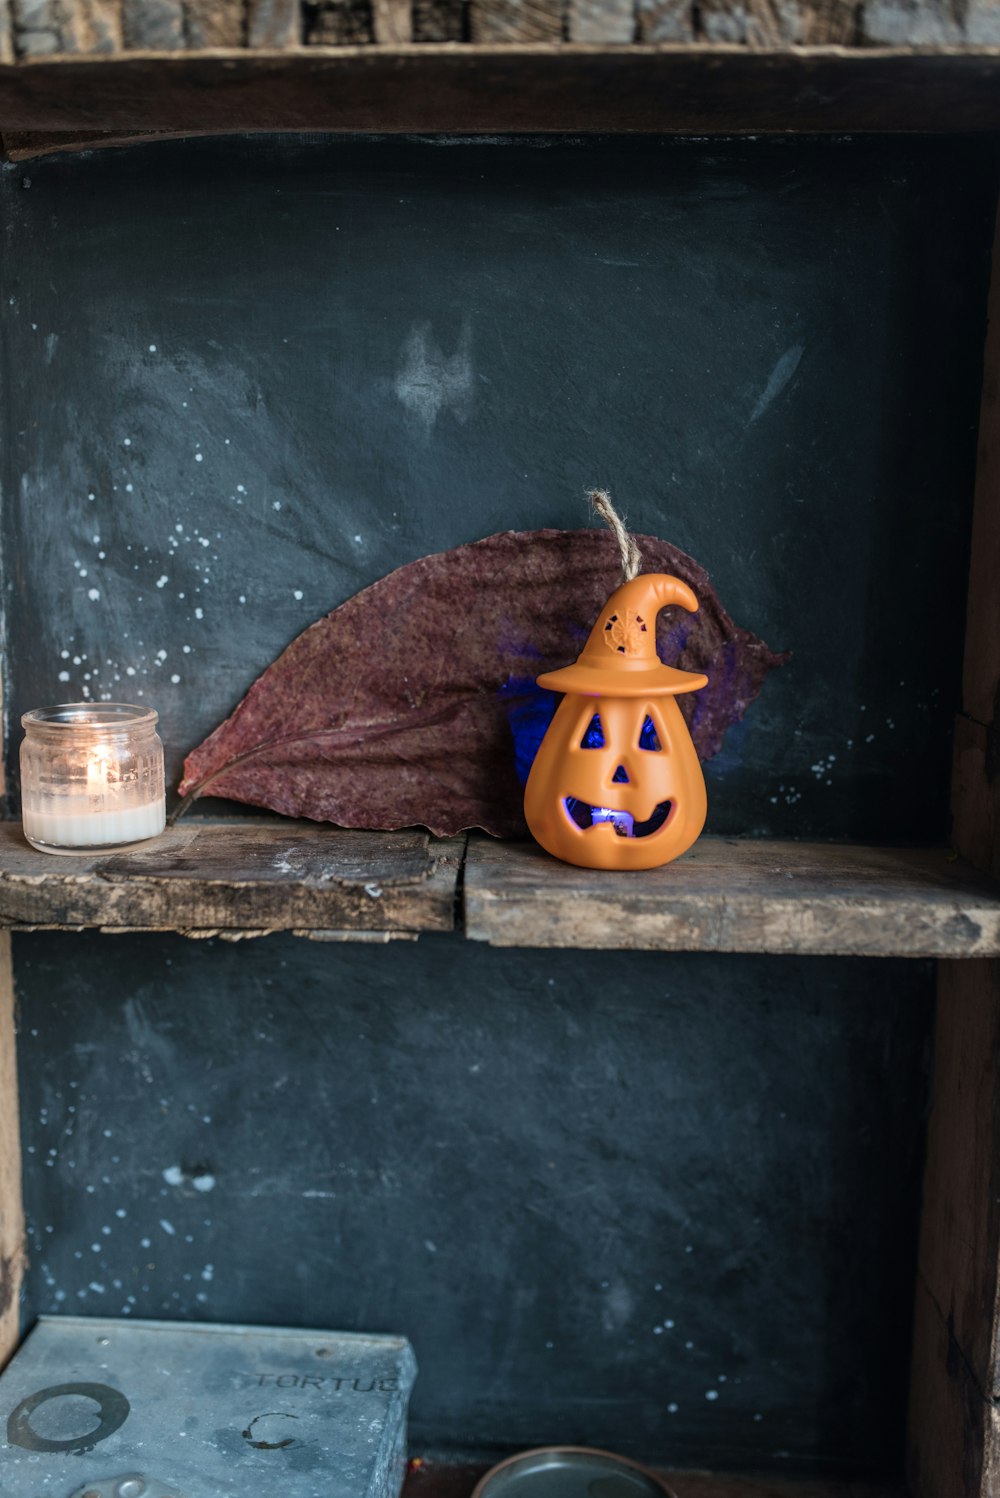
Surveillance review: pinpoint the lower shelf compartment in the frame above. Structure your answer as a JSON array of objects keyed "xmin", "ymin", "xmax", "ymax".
[{"xmin": 403, "ymin": 1460, "xmax": 905, "ymax": 1498}]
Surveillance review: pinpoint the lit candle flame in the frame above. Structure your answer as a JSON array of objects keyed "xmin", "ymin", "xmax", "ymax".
[{"xmin": 86, "ymin": 746, "xmax": 112, "ymax": 801}]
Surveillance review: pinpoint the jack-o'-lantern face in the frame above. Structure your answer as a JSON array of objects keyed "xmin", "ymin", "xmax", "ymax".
[{"xmin": 524, "ymin": 573, "xmax": 708, "ymax": 871}]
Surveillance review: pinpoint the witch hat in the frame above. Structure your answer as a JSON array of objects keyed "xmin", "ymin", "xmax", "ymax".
[{"xmin": 536, "ymin": 573, "xmax": 708, "ymax": 698}]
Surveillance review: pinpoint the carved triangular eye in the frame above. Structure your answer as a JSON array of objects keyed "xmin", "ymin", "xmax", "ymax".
[
  {"xmin": 612, "ymin": 765, "xmax": 629, "ymax": 783},
  {"xmin": 639, "ymin": 715, "xmax": 662, "ymax": 751},
  {"xmin": 580, "ymin": 714, "xmax": 605, "ymax": 749}
]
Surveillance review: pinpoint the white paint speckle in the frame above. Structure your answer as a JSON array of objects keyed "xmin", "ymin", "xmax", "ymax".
[
  {"xmin": 163, "ymin": 1165, "xmax": 184, "ymax": 1187},
  {"xmin": 192, "ymin": 1173, "xmax": 216, "ymax": 1193},
  {"xmin": 123, "ymin": 438, "xmax": 132, "ymax": 447},
  {"xmin": 88, "ymin": 588, "xmax": 100, "ymax": 602},
  {"xmin": 156, "ymin": 576, "xmax": 169, "ymax": 589},
  {"xmin": 149, "ymin": 344, "xmax": 157, "ymax": 352},
  {"xmin": 170, "ymin": 674, "xmax": 181, "ymax": 685},
  {"xmin": 58, "ymin": 670, "xmax": 70, "ymax": 683},
  {"xmin": 294, "ymin": 590, "xmax": 303, "ymax": 601},
  {"xmin": 195, "ymin": 453, "xmax": 203, "ymax": 463},
  {"xmin": 194, "ymin": 607, "xmax": 204, "ymax": 620},
  {"xmin": 159, "ymin": 1219, "xmax": 176, "ymax": 1236},
  {"xmin": 667, "ymin": 1403, "xmax": 679, "ymax": 1415},
  {"xmin": 705, "ymin": 1390, "xmax": 719, "ymax": 1402}
]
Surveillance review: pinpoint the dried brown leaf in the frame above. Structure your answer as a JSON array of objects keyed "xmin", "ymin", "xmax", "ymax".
[{"xmin": 177, "ymin": 529, "xmax": 786, "ymax": 837}]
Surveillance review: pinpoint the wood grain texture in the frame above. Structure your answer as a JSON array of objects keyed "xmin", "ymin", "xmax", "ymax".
[
  {"xmin": 122, "ymin": 0, "xmax": 184, "ymax": 48},
  {"xmin": 908, "ymin": 961, "xmax": 1000, "ymax": 1498},
  {"xmin": 906, "ymin": 202, "xmax": 1000, "ymax": 1498},
  {"xmin": 464, "ymin": 836, "xmax": 1000, "ymax": 955},
  {"xmin": 0, "ymin": 933, "xmax": 23, "ymax": 1370},
  {"xmin": 305, "ymin": 0, "xmax": 374, "ymax": 42},
  {"xmin": 12, "ymin": 0, "xmax": 120, "ymax": 54},
  {"xmin": 3, "ymin": 49, "xmax": 1000, "ymax": 134},
  {"xmin": 470, "ymin": 0, "xmax": 563, "ymax": 42},
  {"xmin": 0, "ymin": 821, "xmax": 464, "ymax": 936},
  {"xmin": 962, "ymin": 199, "xmax": 1000, "ymax": 732},
  {"xmin": 568, "ymin": 0, "xmax": 633, "ymax": 41},
  {"xmin": 412, "ymin": 0, "xmax": 464, "ymax": 37},
  {"xmin": 863, "ymin": 0, "xmax": 1000, "ymax": 44},
  {"xmin": 247, "ymin": 0, "xmax": 300, "ymax": 42},
  {"xmin": 184, "ymin": 0, "xmax": 246, "ymax": 45},
  {"xmin": 952, "ymin": 714, "xmax": 1000, "ymax": 879},
  {"xmin": 635, "ymin": 0, "xmax": 692, "ymax": 42},
  {"xmin": 1, "ymin": 127, "xmax": 189, "ymax": 157},
  {"xmin": 372, "ymin": 0, "xmax": 411, "ymax": 43}
]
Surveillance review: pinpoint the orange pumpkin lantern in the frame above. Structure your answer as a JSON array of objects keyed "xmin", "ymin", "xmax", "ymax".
[{"xmin": 524, "ymin": 572, "xmax": 709, "ymax": 870}]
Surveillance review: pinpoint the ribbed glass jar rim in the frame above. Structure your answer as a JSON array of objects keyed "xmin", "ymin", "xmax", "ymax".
[{"xmin": 22, "ymin": 703, "xmax": 159, "ymax": 735}]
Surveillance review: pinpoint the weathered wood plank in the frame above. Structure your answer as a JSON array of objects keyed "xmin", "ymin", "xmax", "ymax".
[
  {"xmin": 0, "ymin": 933, "xmax": 23, "ymax": 1370},
  {"xmin": 463, "ymin": 836, "xmax": 1000, "ymax": 955},
  {"xmin": 184, "ymin": 0, "xmax": 245, "ymax": 46},
  {"xmin": 122, "ymin": 0, "xmax": 184, "ymax": 48},
  {"xmin": 908, "ymin": 961, "xmax": 1000, "ymax": 1498},
  {"xmin": 863, "ymin": 0, "xmax": 1000, "ymax": 45},
  {"xmin": 635, "ymin": 0, "xmax": 692, "ymax": 42},
  {"xmin": 1, "ymin": 127, "xmax": 188, "ymax": 157},
  {"xmin": 12, "ymin": 0, "xmax": 120, "ymax": 55},
  {"xmin": 372, "ymin": 0, "xmax": 411, "ymax": 42},
  {"xmin": 470, "ymin": 0, "xmax": 562, "ymax": 43},
  {"xmin": 3, "ymin": 49, "xmax": 1000, "ymax": 135},
  {"xmin": 306, "ymin": 0, "xmax": 374, "ymax": 42},
  {"xmin": 568, "ymin": 0, "xmax": 633, "ymax": 42},
  {"xmin": 412, "ymin": 0, "xmax": 463, "ymax": 37},
  {"xmin": 961, "ymin": 200, "xmax": 1000, "ymax": 735},
  {"xmin": 0, "ymin": 821, "xmax": 464, "ymax": 936},
  {"xmin": 247, "ymin": 0, "xmax": 300, "ymax": 42},
  {"xmin": 952, "ymin": 714, "xmax": 1000, "ymax": 880},
  {"xmin": 906, "ymin": 201, "xmax": 1000, "ymax": 1498}
]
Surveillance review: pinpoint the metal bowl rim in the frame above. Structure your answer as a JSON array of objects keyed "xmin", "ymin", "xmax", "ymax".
[{"xmin": 469, "ymin": 1446, "xmax": 678, "ymax": 1498}]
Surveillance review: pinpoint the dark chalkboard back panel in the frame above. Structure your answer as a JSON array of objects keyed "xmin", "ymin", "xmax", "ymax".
[
  {"xmin": 0, "ymin": 135, "xmax": 993, "ymax": 839},
  {"xmin": 16, "ymin": 933, "xmax": 933, "ymax": 1477}
]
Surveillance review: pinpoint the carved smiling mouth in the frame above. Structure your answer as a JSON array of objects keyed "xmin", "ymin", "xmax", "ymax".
[{"xmin": 563, "ymin": 798, "xmax": 673, "ymax": 839}]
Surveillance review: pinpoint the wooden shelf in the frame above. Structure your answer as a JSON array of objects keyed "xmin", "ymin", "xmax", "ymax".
[
  {"xmin": 0, "ymin": 819, "xmax": 997, "ymax": 956},
  {"xmin": 0, "ymin": 819, "xmax": 464, "ymax": 940},
  {"xmin": 2, "ymin": 46, "xmax": 1000, "ymax": 141},
  {"xmin": 463, "ymin": 835, "xmax": 1000, "ymax": 956}
]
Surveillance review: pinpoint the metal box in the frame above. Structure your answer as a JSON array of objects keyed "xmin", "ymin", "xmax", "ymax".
[{"xmin": 0, "ymin": 1316, "xmax": 417, "ymax": 1498}]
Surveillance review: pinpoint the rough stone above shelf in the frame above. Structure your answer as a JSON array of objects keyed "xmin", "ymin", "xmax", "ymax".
[
  {"xmin": 5, "ymin": 0, "xmax": 1000, "ymax": 54},
  {"xmin": 464, "ymin": 834, "xmax": 1000, "ymax": 955},
  {"xmin": 0, "ymin": 819, "xmax": 465, "ymax": 939}
]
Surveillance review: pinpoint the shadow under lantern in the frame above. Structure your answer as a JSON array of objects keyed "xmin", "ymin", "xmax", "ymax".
[{"xmin": 524, "ymin": 573, "xmax": 709, "ymax": 871}]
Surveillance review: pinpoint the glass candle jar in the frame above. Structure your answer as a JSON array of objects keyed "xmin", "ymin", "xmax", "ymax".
[{"xmin": 20, "ymin": 703, "xmax": 166, "ymax": 855}]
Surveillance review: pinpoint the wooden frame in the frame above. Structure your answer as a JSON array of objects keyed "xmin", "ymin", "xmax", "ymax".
[{"xmin": 0, "ymin": 41, "xmax": 999, "ymax": 1498}]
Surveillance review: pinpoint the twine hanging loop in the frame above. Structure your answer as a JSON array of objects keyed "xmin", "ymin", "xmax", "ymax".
[{"xmin": 588, "ymin": 489, "xmax": 642, "ymax": 583}]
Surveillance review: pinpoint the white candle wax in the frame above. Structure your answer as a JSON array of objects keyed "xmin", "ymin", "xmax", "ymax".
[{"xmin": 22, "ymin": 799, "xmax": 166, "ymax": 851}]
